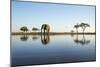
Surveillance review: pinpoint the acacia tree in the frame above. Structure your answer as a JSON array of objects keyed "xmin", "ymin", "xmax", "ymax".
[
  {"xmin": 71, "ymin": 30, "xmax": 74, "ymax": 33},
  {"xmin": 32, "ymin": 27, "xmax": 39, "ymax": 32},
  {"xmin": 20, "ymin": 26, "xmax": 28, "ymax": 32},
  {"xmin": 79, "ymin": 23, "xmax": 90, "ymax": 33},
  {"xmin": 74, "ymin": 24, "xmax": 79, "ymax": 33}
]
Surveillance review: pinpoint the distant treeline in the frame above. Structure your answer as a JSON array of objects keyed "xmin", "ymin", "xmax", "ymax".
[
  {"xmin": 13, "ymin": 22, "xmax": 95, "ymax": 35},
  {"xmin": 11, "ymin": 32, "xmax": 96, "ymax": 35}
]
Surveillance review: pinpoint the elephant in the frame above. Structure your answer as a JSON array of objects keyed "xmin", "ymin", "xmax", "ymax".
[{"xmin": 41, "ymin": 24, "xmax": 50, "ymax": 35}]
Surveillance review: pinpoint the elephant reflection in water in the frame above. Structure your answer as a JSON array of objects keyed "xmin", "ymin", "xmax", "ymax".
[
  {"xmin": 74, "ymin": 34, "xmax": 90, "ymax": 45},
  {"xmin": 32, "ymin": 36, "xmax": 39, "ymax": 40},
  {"xmin": 41, "ymin": 24, "xmax": 50, "ymax": 45},
  {"xmin": 41, "ymin": 34, "xmax": 50, "ymax": 45},
  {"xmin": 20, "ymin": 35, "xmax": 29, "ymax": 41}
]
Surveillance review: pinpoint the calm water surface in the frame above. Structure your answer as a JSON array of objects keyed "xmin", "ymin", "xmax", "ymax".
[{"xmin": 11, "ymin": 35, "xmax": 96, "ymax": 66}]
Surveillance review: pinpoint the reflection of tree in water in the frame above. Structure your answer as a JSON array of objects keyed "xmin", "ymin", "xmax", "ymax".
[
  {"xmin": 74, "ymin": 34, "xmax": 79, "ymax": 44},
  {"xmin": 32, "ymin": 36, "xmax": 39, "ymax": 40},
  {"xmin": 74, "ymin": 34, "xmax": 90, "ymax": 45},
  {"xmin": 70, "ymin": 34, "xmax": 74, "ymax": 37},
  {"xmin": 20, "ymin": 35, "xmax": 28, "ymax": 41},
  {"xmin": 41, "ymin": 34, "xmax": 50, "ymax": 45}
]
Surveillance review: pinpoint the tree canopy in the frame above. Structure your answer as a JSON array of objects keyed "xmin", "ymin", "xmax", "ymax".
[
  {"xmin": 79, "ymin": 22, "xmax": 90, "ymax": 33},
  {"xmin": 20, "ymin": 26, "xmax": 28, "ymax": 32},
  {"xmin": 74, "ymin": 24, "xmax": 79, "ymax": 33},
  {"xmin": 32, "ymin": 27, "xmax": 39, "ymax": 31}
]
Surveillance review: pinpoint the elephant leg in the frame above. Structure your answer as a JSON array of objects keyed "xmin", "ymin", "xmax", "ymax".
[
  {"xmin": 41, "ymin": 29, "xmax": 42, "ymax": 34},
  {"xmin": 47, "ymin": 29, "xmax": 49, "ymax": 35},
  {"xmin": 44, "ymin": 29, "xmax": 46, "ymax": 35},
  {"xmin": 46, "ymin": 29, "xmax": 48, "ymax": 35}
]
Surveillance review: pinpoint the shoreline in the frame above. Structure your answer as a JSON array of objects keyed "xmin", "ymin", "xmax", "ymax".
[{"xmin": 11, "ymin": 32, "xmax": 96, "ymax": 35}]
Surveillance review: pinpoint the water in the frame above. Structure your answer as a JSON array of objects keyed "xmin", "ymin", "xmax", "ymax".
[{"xmin": 11, "ymin": 34, "xmax": 96, "ymax": 66}]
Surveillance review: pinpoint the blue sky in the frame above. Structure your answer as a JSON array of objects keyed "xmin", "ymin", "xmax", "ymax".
[{"xmin": 12, "ymin": 1, "xmax": 95, "ymax": 32}]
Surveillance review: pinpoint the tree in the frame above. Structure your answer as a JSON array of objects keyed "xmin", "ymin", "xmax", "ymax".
[
  {"xmin": 32, "ymin": 27, "xmax": 39, "ymax": 32},
  {"xmin": 74, "ymin": 24, "xmax": 79, "ymax": 33},
  {"xmin": 71, "ymin": 30, "xmax": 74, "ymax": 33},
  {"xmin": 79, "ymin": 23, "xmax": 90, "ymax": 33},
  {"xmin": 20, "ymin": 26, "xmax": 28, "ymax": 32}
]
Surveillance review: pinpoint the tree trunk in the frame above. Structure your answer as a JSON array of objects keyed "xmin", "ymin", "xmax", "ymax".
[
  {"xmin": 76, "ymin": 28, "xmax": 78, "ymax": 34},
  {"xmin": 83, "ymin": 28, "xmax": 85, "ymax": 34}
]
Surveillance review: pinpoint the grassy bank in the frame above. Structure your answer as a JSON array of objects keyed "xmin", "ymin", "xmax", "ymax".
[{"xmin": 11, "ymin": 32, "xmax": 96, "ymax": 35}]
